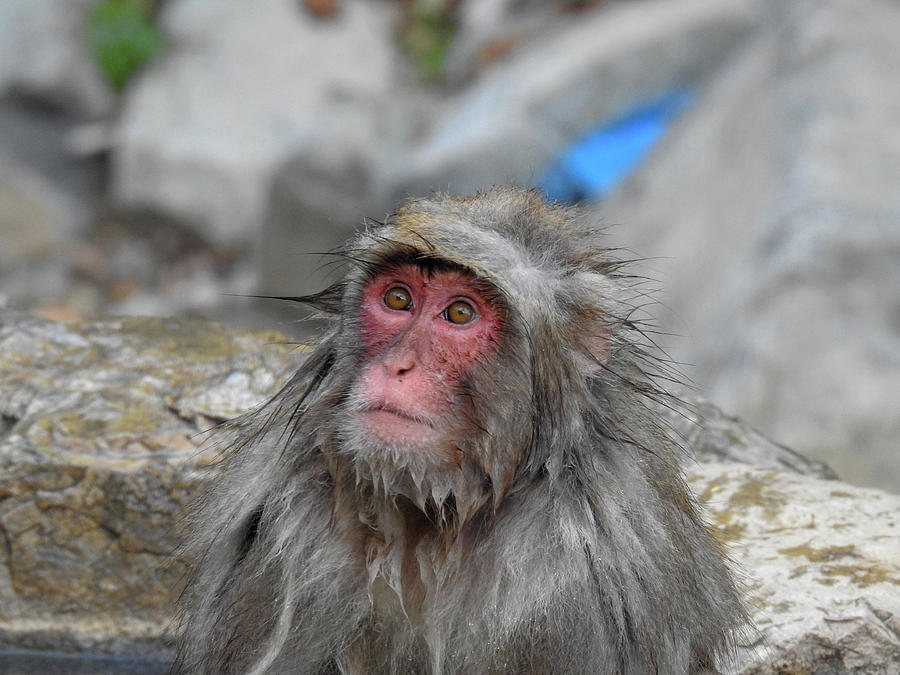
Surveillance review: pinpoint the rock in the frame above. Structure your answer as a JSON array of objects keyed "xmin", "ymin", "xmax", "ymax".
[
  {"xmin": 1, "ymin": 311, "xmax": 897, "ymax": 674},
  {"xmin": 667, "ymin": 396, "xmax": 836, "ymax": 480},
  {"xmin": 0, "ymin": 101, "xmax": 104, "ymax": 241},
  {"xmin": 442, "ymin": 0, "xmax": 564, "ymax": 84},
  {"xmin": 0, "ymin": 81, "xmax": 107, "ymax": 318},
  {"xmin": 111, "ymin": 0, "xmax": 399, "ymax": 245},
  {"xmin": 0, "ymin": 150, "xmax": 70, "ymax": 268},
  {"xmin": 0, "ymin": 147, "xmax": 94, "ymax": 316},
  {"xmin": 0, "ymin": 0, "xmax": 113, "ymax": 116},
  {"xmin": 601, "ymin": 0, "xmax": 900, "ymax": 491},
  {"xmin": 691, "ymin": 464, "xmax": 900, "ymax": 673},
  {"xmin": 0, "ymin": 312, "xmax": 298, "ymax": 655},
  {"xmin": 256, "ymin": 135, "xmax": 392, "ymax": 299},
  {"xmin": 261, "ymin": 0, "xmax": 764, "ymax": 298},
  {"xmin": 112, "ymin": 0, "xmax": 765, "ymax": 294},
  {"xmin": 383, "ymin": 0, "xmax": 764, "ymax": 203}
]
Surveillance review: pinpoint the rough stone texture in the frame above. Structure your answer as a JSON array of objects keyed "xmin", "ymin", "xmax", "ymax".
[
  {"xmin": 602, "ymin": 0, "xmax": 900, "ymax": 492},
  {"xmin": 1, "ymin": 311, "xmax": 898, "ymax": 673},
  {"xmin": 0, "ymin": 312, "xmax": 298, "ymax": 655},
  {"xmin": 0, "ymin": 0, "xmax": 113, "ymax": 116},
  {"xmin": 691, "ymin": 464, "xmax": 900, "ymax": 674},
  {"xmin": 112, "ymin": 0, "xmax": 399, "ymax": 245}
]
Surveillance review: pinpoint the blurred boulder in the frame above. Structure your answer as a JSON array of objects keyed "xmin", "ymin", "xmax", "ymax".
[
  {"xmin": 0, "ymin": 150, "xmax": 75, "ymax": 268},
  {"xmin": 382, "ymin": 0, "xmax": 763, "ymax": 203},
  {"xmin": 0, "ymin": 0, "xmax": 110, "ymax": 317},
  {"xmin": 442, "ymin": 0, "xmax": 563, "ymax": 84},
  {"xmin": 667, "ymin": 396, "xmax": 836, "ymax": 480},
  {"xmin": 257, "ymin": 150, "xmax": 384, "ymax": 299},
  {"xmin": 111, "ymin": 0, "xmax": 766, "ymax": 297},
  {"xmin": 0, "ymin": 0, "xmax": 110, "ymax": 314},
  {"xmin": 112, "ymin": 0, "xmax": 400, "ymax": 246},
  {"xmin": 0, "ymin": 146, "xmax": 97, "ymax": 318},
  {"xmin": 262, "ymin": 0, "xmax": 764, "ymax": 298},
  {"xmin": 602, "ymin": 0, "xmax": 900, "ymax": 492},
  {"xmin": 0, "ymin": 0, "xmax": 113, "ymax": 116}
]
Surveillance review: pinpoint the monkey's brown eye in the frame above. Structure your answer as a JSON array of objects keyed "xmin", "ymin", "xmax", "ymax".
[
  {"xmin": 444, "ymin": 300, "xmax": 476, "ymax": 325},
  {"xmin": 384, "ymin": 287, "xmax": 412, "ymax": 311}
]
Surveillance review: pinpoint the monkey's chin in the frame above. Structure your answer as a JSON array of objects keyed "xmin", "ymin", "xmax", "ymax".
[{"xmin": 363, "ymin": 409, "xmax": 440, "ymax": 447}]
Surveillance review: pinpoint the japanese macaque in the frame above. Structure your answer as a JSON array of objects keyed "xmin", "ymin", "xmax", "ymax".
[{"xmin": 173, "ymin": 188, "xmax": 745, "ymax": 674}]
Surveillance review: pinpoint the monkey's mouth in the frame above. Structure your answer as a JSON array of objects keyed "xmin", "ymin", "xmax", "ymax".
[
  {"xmin": 364, "ymin": 404, "xmax": 435, "ymax": 429},
  {"xmin": 361, "ymin": 404, "xmax": 440, "ymax": 445}
]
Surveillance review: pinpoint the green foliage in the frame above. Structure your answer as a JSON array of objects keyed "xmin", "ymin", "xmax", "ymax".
[
  {"xmin": 87, "ymin": 0, "xmax": 163, "ymax": 92},
  {"xmin": 400, "ymin": 0, "xmax": 457, "ymax": 83}
]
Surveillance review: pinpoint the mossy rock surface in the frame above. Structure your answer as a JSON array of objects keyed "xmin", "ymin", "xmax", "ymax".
[{"xmin": 0, "ymin": 312, "xmax": 298, "ymax": 655}]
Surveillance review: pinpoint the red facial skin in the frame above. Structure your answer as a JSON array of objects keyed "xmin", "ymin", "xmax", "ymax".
[{"xmin": 357, "ymin": 265, "xmax": 502, "ymax": 448}]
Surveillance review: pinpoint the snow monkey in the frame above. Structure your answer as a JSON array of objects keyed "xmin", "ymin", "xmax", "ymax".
[{"xmin": 173, "ymin": 188, "xmax": 745, "ymax": 674}]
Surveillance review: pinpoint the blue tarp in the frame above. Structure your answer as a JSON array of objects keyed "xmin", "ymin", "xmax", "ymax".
[{"xmin": 536, "ymin": 88, "xmax": 694, "ymax": 203}]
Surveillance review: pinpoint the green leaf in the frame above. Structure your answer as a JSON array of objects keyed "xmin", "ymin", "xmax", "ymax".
[{"xmin": 87, "ymin": 0, "xmax": 163, "ymax": 92}]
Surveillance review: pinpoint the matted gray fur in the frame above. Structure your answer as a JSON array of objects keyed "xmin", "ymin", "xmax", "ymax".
[{"xmin": 173, "ymin": 188, "xmax": 746, "ymax": 674}]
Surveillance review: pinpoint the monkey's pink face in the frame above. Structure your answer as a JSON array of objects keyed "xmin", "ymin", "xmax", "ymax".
[{"xmin": 356, "ymin": 264, "xmax": 502, "ymax": 451}]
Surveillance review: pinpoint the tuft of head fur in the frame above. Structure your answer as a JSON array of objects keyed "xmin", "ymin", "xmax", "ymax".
[{"xmin": 173, "ymin": 188, "xmax": 746, "ymax": 674}]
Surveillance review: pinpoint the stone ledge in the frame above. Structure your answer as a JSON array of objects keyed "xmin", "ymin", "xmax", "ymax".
[{"xmin": 0, "ymin": 312, "xmax": 300, "ymax": 657}]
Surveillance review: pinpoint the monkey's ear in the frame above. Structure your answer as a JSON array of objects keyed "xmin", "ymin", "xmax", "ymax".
[
  {"xmin": 579, "ymin": 326, "xmax": 614, "ymax": 373},
  {"xmin": 568, "ymin": 273, "xmax": 616, "ymax": 372}
]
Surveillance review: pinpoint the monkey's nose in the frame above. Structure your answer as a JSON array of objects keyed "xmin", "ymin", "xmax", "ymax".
[{"xmin": 385, "ymin": 355, "xmax": 416, "ymax": 378}]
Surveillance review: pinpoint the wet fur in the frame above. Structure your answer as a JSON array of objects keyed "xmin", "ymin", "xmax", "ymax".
[{"xmin": 173, "ymin": 188, "xmax": 745, "ymax": 674}]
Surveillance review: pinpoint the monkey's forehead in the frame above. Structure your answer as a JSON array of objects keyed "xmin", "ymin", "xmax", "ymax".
[
  {"xmin": 360, "ymin": 190, "xmax": 613, "ymax": 304},
  {"xmin": 392, "ymin": 215, "xmax": 530, "ymax": 272}
]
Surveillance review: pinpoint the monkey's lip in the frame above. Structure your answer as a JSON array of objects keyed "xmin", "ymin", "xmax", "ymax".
[{"xmin": 363, "ymin": 404, "xmax": 436, "ymax": 429}]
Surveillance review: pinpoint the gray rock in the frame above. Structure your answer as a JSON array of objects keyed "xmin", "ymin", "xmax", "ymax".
[
  {"xmin": 0, "ymin": 150, "xmax": 72, "ymax": 268},
  {"xmin": 384, "ymin": 0, "xmax": 764, "ymax": 202},
  {"xmin": 0, "ymin": 148, "xmax": 94, "ymax": 314},
  {"xmin": 256, "ymin": 136, "xmax": 392, "ymax": 299},
  {"xmin": 442, "ymin": 0, "xmax": 564, "ymax": 84},
  {"xmin": 111, "ymin": 0, "xmax": 399, "ymax": 245},
  {"xmin": 0, "ymin": 312, "xmax": 299, "ymax": 655},
  {"xmin": 667, "ymin": 396, "xmax": 837, "ymax": 480},
  {"xmin": 690, "ymin": 464, "xmax": 900, "ymax": 674},
  {"xmin": 601, "ymin": 0, "xmax": 900, "ymax": 492},
  {"xmin": 112, "ymin": 0, "xmax": 766, "ymax": 293},
  {"xmin": 261, "ymin": 0, "xmax": 765, "ymax": 298},
  {"xmin": 0, "ymin": 0, "xmax": 113, "ymax": 116}
]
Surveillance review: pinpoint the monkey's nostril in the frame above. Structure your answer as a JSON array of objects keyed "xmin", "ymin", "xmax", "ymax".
[{"xmin": 390, "ymin": 361, "xmax": 414, "ymax": 377}]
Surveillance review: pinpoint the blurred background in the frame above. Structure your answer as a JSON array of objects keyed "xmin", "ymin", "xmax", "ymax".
[{"xmin": 1, "ymin": 0, "xmax": 898, "ymax": 494}]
